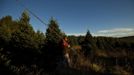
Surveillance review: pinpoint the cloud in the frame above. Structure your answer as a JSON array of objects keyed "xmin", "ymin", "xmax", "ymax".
[
  {"xmin": 67, "ymin": 33, "xmax": 85, "ymax": 36},
  {"xmin": 95, "ymin": 28, "xmax": 134, "ymax": 37},
  {"xmin": 67, "ymin": 28, "xmax": 134, "ymax": 37},
  {"xmin": 98, "ymin": 28, "xmax": 134, "ymax": 33}
]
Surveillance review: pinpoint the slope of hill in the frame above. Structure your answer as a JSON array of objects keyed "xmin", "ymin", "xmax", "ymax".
[{"xmin": 119, "ymin": 36, "xmax": 134, "ymax": 43}]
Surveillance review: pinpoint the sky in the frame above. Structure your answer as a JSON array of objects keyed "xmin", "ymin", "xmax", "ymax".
[{"xmin": 0, "ymin": 0, "xmax": 134, "ymax": 37}]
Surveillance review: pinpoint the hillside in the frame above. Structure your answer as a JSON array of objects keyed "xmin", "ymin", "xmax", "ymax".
[{"xmin": 119, "ymin": 36, "xmax": 134, "ymax": 43}]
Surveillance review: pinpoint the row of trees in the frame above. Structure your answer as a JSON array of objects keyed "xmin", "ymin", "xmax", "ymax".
[
  {"xmin": 0, "ymin": 10, "xmax": 66, "ymax": 74},
  {"xmin": 69, "ymin": 31, "xmax": 134, "ymax": 56},
  {"xmin": 0, "ymin": 10, "xmax": 134, "ymax": 75}
]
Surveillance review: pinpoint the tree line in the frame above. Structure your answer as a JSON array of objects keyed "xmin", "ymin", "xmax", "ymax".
[
  {"xmin": 0, "ymin": 10, "xmax": 134, "ymax": 75},
  {"xmin": 0, "ymin": 10, "xmax": 66, "ymax": 75}
]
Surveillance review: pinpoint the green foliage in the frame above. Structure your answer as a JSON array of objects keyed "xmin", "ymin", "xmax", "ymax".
[
  {"xmin": 20, "ymin": 10, "xmax": 30, "ymax": 25},
  {"xmin": 42, "ymin": 18, "xmax": 65, "ymax": 70},
  {"xmin": 0, "ymin": 16, "xmax": 13, "ymax": 47},
  {"xmin": 34, "ymin": 30, "xmax": 45, "ymax": 50},
  {"xmin": 1, "ymin": 11, "xmax": 45, "ymax": 65},
  {"xmin": 0, "ymin": 10, "xmax": 134, "ymax": 75},
  {"xmin": 68, "ymin": 35, "xmax": 78, "ymax": 46},
  {"xmin": 46, "ymin": 18, "xmax": 63, "ymax": 44},
  {"xmin": 81, "ymin": 30, "xmax": 97, "ymax": 56},
  {"xmin": 94, "ymin": 36, "xmax": 134, "ymax": 51}
]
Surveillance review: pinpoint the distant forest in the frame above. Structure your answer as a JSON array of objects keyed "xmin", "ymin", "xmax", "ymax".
[{"xmin": 0, "ymin": 11, "xmax": 134, "ymax": 75}]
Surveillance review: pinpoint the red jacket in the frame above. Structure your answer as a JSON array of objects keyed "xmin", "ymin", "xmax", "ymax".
[{"xmin": 63, "ymin": 39, "xmax": 69, "ymax": 48}]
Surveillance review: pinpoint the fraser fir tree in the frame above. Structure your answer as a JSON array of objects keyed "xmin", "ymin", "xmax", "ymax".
[
  {"xmin": 43, "ymin": 18, "xmax": 65, "ymax": 70},
  {"xmin": 81, "ymin": 30, "xmax": 96, "ymax": 56}
]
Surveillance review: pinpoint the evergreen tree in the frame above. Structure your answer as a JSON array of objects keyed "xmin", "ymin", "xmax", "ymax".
[
  {"xmin": 43, "ymin": 18, "xmax": 64, "ymax": 70},
  {"xmin": 11, "ymin": 10, "xmax": 35, "ymax": 49},
  {"xmin": 0, "ymin": 16, "xmax": 13, "ymax": 48},
  {"xmin": 10, "ymin": 11, "xmax": 38, "ymax": 65},
  {"xmin": 34, "ymin": 30, "xmax": 45, "ymax": 50},
  {"xmin": 81, "ymin": 30, "xmax": 96, "ymax": 56},
  {"xmin": 46, "ymin": 18, "xmax": 63, "ymax": 44},
  {"xmin": 20, "ymin": 10, "xmax": 30, "ymax": 25}
]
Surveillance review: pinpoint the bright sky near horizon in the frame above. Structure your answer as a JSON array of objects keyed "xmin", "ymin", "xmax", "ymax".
[{"xmin": 0, "ymin": 0, "xmax": 134, "ymax": 37}]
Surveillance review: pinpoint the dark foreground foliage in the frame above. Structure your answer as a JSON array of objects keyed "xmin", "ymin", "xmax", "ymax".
[{"xmin": 0, "ymin": 11, "xmax": 134, "ymax": 75}]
